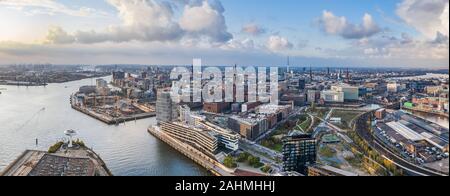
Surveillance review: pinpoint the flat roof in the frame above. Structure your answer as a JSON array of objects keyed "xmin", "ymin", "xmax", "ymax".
[
  {"xmin": 386, "ymin": 121, "xmax": 424, "ymax": 141},
  {"xmin": 320, "ymin": 165, "xmax": 358, "ymax": 176}
]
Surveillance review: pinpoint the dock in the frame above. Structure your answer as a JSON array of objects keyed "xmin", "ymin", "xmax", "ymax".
[
  {"xmin": 71, "ymin": 104, "xmax": 155, "ymax": 125},
  {"xmin": 147, "ymin": 127, "xmax": 235, "ymax": 176}
]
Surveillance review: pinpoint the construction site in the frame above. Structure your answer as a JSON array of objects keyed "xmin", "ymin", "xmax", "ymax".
[{"xmin": 71, "ymin": 83, "xmax": 156, "ymax": 125}]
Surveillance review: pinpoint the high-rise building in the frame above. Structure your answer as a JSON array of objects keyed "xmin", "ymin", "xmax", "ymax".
[
  {"xmin": 156, "ymin": 89, "xmax": 178, "ymax": 124},
  {"xmin": 299, "ymin": 79, "xmax": 306, "ymax": 90},
  {"xmin": 282, "ymin": 132, "xmax": 317, "ymax": 175}
]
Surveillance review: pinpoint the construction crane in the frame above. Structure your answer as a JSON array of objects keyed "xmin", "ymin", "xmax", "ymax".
[{"xmin": 15, "ymin": 107, "xmax": 46, "ymax": 132}]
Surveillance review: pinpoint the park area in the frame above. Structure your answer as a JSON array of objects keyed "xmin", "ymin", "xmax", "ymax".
[{"xmin": 329, "ymin": 109, "xmax": 364, "ymax": 130}]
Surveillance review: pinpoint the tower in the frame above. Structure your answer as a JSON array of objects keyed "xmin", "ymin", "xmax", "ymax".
[{"xmin": 156, "ymin": 89, "xmax": 178, "ymax": 125}]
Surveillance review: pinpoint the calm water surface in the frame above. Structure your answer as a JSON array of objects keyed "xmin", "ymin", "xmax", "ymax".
[{"xmin": 0, "ymin": 76, "xmax": 208, "ymax": 176}]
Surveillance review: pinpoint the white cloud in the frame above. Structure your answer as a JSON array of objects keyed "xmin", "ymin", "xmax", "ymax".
[
  {"xmin": 43, "ymin": 0, "xmax": 232, "ymax": 44},
  {"xmin": 0, "ymin": 0, "xmax": 107, "ymax": 17},
  {"xmin": 318, "ymin": 10, "xmax": 382, "ymax": 39},
  {"xmin": 266, "ymin": 35, "xmax": 293, "ymax": 52},
  {"xmin": 222, "ymin": 38, "xmax": 256, "ymax": 50},
  {"xmin": 179, "ymin": 0, "xmax": 232, "ymax": 43},
  {"xmin": 397, "ymin": 0, "xmax": 449, "ymax": 39},
  {"xmin": 44, "ymin": 26, "xmax": 76, "ymax": 44},
  {"xmin": 241, "ymin": 23, "xmax": 266, "ymax": 36}
]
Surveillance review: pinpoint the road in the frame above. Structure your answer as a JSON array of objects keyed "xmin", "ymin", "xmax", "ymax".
[{"xmin": 239, "ymin": 139, "xmax": 282, "ymax": 174}]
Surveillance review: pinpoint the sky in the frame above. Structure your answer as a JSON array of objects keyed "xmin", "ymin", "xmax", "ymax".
[{"xmin": 0, "ymin": 0, "xmax": 448, "ymax": 68}]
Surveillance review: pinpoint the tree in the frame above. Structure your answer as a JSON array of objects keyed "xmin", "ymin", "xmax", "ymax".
[
  {"xmin": 237, "ymin": 152, "xmax": 250, "ymax": 162},
  {"xmin": 223, "ymin": 156, "xmax": 237, "ymax": 168},
  {"xmin": 261, "ymin": 165, "xmax": 272, "ymax": 173}
]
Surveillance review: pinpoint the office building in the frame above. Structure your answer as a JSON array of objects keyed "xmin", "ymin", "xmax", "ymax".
[
  {"xmin": 387, "ymin": 82, "xmax": 400, "ymax": 93},
  {"xmin": 203, "ymin": 102, "xmax": 231, "ymax": 113},
  {"xmin": 160, "ymin": 122, "xmax": 218, "ymax": 156},
  {"xmin": 321, "ymin": 90, "xmax": 344, "ymax": 103},
  {"xmin": 331, "ymin": 85, "xmax": 359, "ymax": 101},
  {"xmin": 307, "ymin": 90, "xmax": 320, "ymax": 103},
  {"xmin": 282, "ymin": 132, "xmax": 317, "ymax": 174},
  {"xmin": 156, "ymin": 89, "xmax": 178, "ymax": 124},
  {"xmin": 96, "ymin": 79, "xmax": 108, "ymax": 89},
  {"xmin": 228, "ymin": 116, "xmax": 265, "ymax": 141}
]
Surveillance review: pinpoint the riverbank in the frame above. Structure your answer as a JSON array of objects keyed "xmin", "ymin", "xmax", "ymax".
[
  {"xmin": 1, "ymin": 143, "xmax": 113, "ymax": 176},
  {"xmin": 147, "ymin": 126, "xmax": 235, "ymax": 176},
  {"xmin": 71, "ymin": 104, "xmax": 155, "ymax": 125},
  {"xmin": 0, "ymin": 80, "xmax": 47, "ymax": 86},
  {"xmin": 1, "ymin": 76, "xmax": 208, "ymax": 176},
  {"xmin": 403, "ymin": 107, "xmax": 449, "ymax": 118}
]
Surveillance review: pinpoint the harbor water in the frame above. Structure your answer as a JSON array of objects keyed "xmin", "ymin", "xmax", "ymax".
[{"xmin": 0, "ymin": 76, "xmax": 208, "ymax": 176}]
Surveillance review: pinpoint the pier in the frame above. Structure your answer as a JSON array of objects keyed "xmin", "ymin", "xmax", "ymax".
[
  {"xmin": 147, "ymin": 127, "xmax": 235, "ymax": 176},
  {"xmin": 71, "ymin": 104, "xmax": 155, "ymax": 125}
]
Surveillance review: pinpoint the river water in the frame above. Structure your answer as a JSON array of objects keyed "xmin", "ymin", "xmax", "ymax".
[
  {"xmin": 409, "ymin": 111, "xmax": 449, "ymax": 129},
  {"xmin": 0, "ymin": 76, "xmax": 208, "ymax": 176}
]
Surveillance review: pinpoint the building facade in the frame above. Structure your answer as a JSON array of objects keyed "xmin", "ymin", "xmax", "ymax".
[
  {"xmin": 156, "ymin": 89, "xmax": 178, "ymax": 124},
  {"xmin": 282, "ymin": 133, "xmax": 317, "ymax": 175}
]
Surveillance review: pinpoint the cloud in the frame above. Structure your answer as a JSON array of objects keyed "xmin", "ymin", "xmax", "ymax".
[
  {"xmin": 241, "ymin": 23, "xmax": 266, "ymax": 36},
  {"xmin": 397, "ymin": 0, "xmax": 449, "ymax": 39},
  {"xmin": 179, "ymin": 0, "xmax": 232, "ymax": 43},
  {"xmin": 297, "ymin": 40, "xmax": 309, "ymax": 49},
  {"xmin": 42, "ymin": 0, "xmax": 232, "ymax": 44},
  {"xmin": 266, "ymin": 35, "xmax": 293, "ymax": 52},
  {"xmin": 318, "ymin": 10, "xmax": 382, "ymax": 39},
  {"xmin": 352, "ymin": 32, "xmax": 449, "ymax": 62},
  {"xmin": 0, "ymin": 0, "xmax": 107, "ymax": 17},
  {"xmin": 44, "ymin": 26, "xmax": 76, "ymax": 44}
]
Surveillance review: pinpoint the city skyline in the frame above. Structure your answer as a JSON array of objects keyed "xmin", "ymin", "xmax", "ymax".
[{"xmin": 0, "ymin": 0, "xmax": 448, "ymax": 68}]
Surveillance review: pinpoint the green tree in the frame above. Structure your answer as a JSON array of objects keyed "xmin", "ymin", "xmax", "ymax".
[{"xmin": 223, "ymin": 155, "xmax": 237, "ymax": 168}]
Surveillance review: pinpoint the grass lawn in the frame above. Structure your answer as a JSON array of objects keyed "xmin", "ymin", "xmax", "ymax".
[
  {"xmin": 319, "ymin": 145, "xmax": 337, "ymax": 158},
  {"xmin": 297, "ymin": 115, "xmax": 312, "ymax": 132},
  {"xmin": 330, "ymin": 110, "xmax": 364, "ymax": 129}
]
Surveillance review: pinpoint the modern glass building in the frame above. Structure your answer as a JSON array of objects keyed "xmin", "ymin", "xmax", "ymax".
[{"xmin": 282, "ymin": 132, "xmax": 317, "ymax": 175}]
